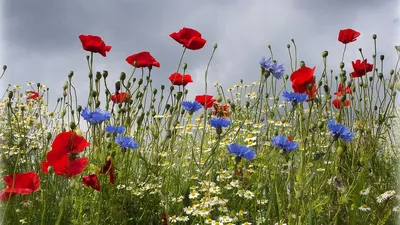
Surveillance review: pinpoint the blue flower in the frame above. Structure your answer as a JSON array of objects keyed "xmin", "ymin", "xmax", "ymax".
[
  {"xmin": 271, "ymin": 135, "xmax": 298, "ymax": 152},
  {"xmin": 209, "ymin": 117, "xmax": 231, "ymax": 129},
  {"xmin": 115, "ymin": 136, "xmax": 138, "ymax": 149},
  {"xmin": 182, "ymin": 101, "xmax": 203, "ymax": 114},
  {"xmin": 260, "ymin": 57, "xmax": 285, "ymax": 79},
  {"xmin": 328, "ymin": 120, "xmax": 354, "ymax": 142},
  {"xmin": 228, "ymin": 143, "xmax": 256, "ymax": 161},
  {"xmin": 81, "ymin": 107, "xmax": 110, "ymax": 125},
  {"xmin": 105, "ymin": 125, "xmax": 125, "ymax": 134},
  {"xmin": 282, "ymin": 91, "xmax": 307, "ymax": 103}
]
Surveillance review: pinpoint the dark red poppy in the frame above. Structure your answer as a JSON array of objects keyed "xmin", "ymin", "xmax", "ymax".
[
  {"xmin": 334, "ymin": 83, "xmax": 352, "ymax": 96},
  {"xmin": 338, "ymin": 29, "xmax": 360, "ymax": 44},
  {"xmin": 0, "ymin": 172, "xmax": 40, "ymax": 202},
  {"xmin": 213, "ymin": 104, "xmax": 230, "ymax": 117},
  {"xmin": 169, "ymin": 72, "xmax": 193, "ymax": 86},
  {"xmin": 287, "ymin": 136, "xmax": 293, "ymax": 142},
  {"xmin": 332, "ymin": 98, "xmax": 351, "ymax": 109},
  {"xmin": 110, "ymin": 92, "xmax": 130, "ymax": 103},
  {"xmin": 40, "ymin": 131, "xmax": 90, "ymax": 178},
  {"xmin": 170, "ymin": 27, "xmax": 207, "ymax": 50},
  {"xmin": 350, "ymin": 59, "xmax": 373, "ymax": 78},
  {"xmin": 290, "ymin": 66, "xmax": 316, "ymax": 94},
  {"xmin": 126, "ymin": 52, "xmax": 160, "ymax": 69},
  {"xmin": 27, "ymin": 91, "xmax": 39, "ymax": 100},
  {"xmin": 162, "ymin": 212, "xmax": 168, "ymax": 225},
  {"xmin": 99, "ymin": 157, "xmax": 115, "ymax": 184},
  {"xmin": 79, "ymin": 35, "xmax": 112, "ymax": 57},
  {"xmin": 195, "ymin": 95, "xmax": 215, "ymax": 109},
  {"xmin": 83, "ymin": 174, "xmax": 100, "ymax": 191}
]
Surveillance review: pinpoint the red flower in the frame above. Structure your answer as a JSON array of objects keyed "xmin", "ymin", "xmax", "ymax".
[
  {"xmin": 79, "ymin": 35, "xmax": 112, "ymax": 57},
  {"xmin": 287, "ymin": 136, "xmax": 293, "ymax": 142},
  {"xmin": 40, "ymin": 131, "xmax": 90, "ymax": 178},
  {"xmin": 332, "ymin": 98, "xmax": 351, "ymax": 109},
  {"xmin": 170, "ymin": 27, "xmax": 207, "ymax": 50},
  {"xmin": 334, "ymin": 83, "xmax": 352, "ymax": 96},
  {"xmin": 169, "ymin": 72, "xmax": 193, "ymax": 86},
  {"xmin": 350, "ymin": 59, "xmax": 373, "ymax": 78},
  {"xmin": 27, "ymin": 91, "xmax": 39, "ymax": 100},
  {"xmin": 195, "ymin": 95, "xmax": 215, "ymax": 109},
  {"xmin": 213, "ymin": 104, "xmax": 230, "ymax": 117},
  {"xmin": 338, "ymin": 29, "xmax": 360, "ymax": 44},
  {"xmin": 0, "ymin": 172, "xmax": 40, "ymax": 202},
  {"xmin": 126, "ymin": 52, "xmax": 160, "ymax": 69},
  {"xmin": 110, "ymin": 92, "xmax": 130, "ymax": 103},
  {"xmin": 83, "ymin": 174, "xmax": 100, "ymax": 191},
  {"xmin": 290, "ymin": 66, "xmax": 316, "ymax": 94},
  {"xmin": 99, "ymin": 157, "xmax": 115, "ymax": 184}
]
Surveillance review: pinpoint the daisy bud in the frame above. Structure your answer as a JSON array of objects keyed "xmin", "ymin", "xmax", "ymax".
[{"xmin": 322, "ymin": 51, "xmax": 328, "ymax": 58}]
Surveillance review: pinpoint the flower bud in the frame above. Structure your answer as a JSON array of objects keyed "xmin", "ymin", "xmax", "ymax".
[
  {"xmin": 161, "ymin": 85, "xmax": 165, "ymax": 90},
  {"xmin": 183, "ymin": 63, "xmax": 187, "ymax": 70},
  {"xmin": 213, "ymin": 43, "xmax": 218, "ymax": 49},
  {"xmin": 115, "ymin": 81, "xmax": 121, "ymax": 92},
  {"xmin": 380, "ymin": 55, "xmax": 384, "ymax": 61},
  {"xmin": 91, "ymin": 90, "xmax": 98, "ymax": 98},
  {"xmin": 70, "ymin": 122, "xmax": 77, "ymax": 130},
  {"xmin": 63, "ymin": 91, "xmax": 67, "ymax": 98},
  {"xmin": 102, "ymin": 70, "xmax": 108, "ymax": 78},
  {"xmin": 77, "ymin": 105, "xmax": 82, "ymax": 113},
  {"xmin": 62, "ymin": 82, "xmax": 68, "ymax": 91},
  {"xmin": 323, "ymin": 85, "xmax": 330, "ymax": 93},
  {"xmin": 322, "ymin": 51, "xmax": 328, "ymax": 57},
  {"xmin": 138, "ymin": 79, "xmax": 143, "ymax": 86},
  {"xmin": 389, "ymin": 82, "xmax": 394, "ymax": 90},
  {"xmin": 378, "ymin": 73, "xmax": 383, "ymax": 80},
  {"xmin": 96, "ymin": 72, "xmax": 102, "ymax": 80},
  {"xmin": 284, "ymin": 74, "xmax": 289, "ymax": 80},
  {"xmin": 170, "ymin": 86, "xmax": 174, "ymax": 91},
  {"xmin": 216, "ymin": 95, "xmax": 223, "ymax": 103},
  {"xmin": 337, "ymin": 146, "xmax": 344, "ymax": 157},
  {"xmin": 395, "ymin": 82, "xmax": 400, "ymax": 91},
  {"xmin": 95, "ymin": 101, "xmax": 101, "ymax": 108},
  {"xmin": 339, "ymin": 62, "xmax": 345, "ymax": 69},
  {"xmin": 88, "ymin": 73, "xmax": 93, "ymax": 79},
  {"xmin": 287, "ymin": 44, "xmax": 290, "ymax": 48},
  {"xmin": 48, "ymin": 166, "xmax": 54, "ymax": 174},
  {"xmin": 120, "ymin": 72, "xmax": 126, "ymax": 81},
  {"xmin": 2, "ymin": 65, "xmax": 7, "ymax": 71},
  {"xmin": 372, "ymin": 34, "xmax": 377, "ymax": 40},
  {"xmin": 153, "ymin": 89, "xmax": 158, "ymax": 95},
  {"xmin": 317, "ymin": 121, "xmax": 324, "ymax": 129},
  {"xmin": 390, "ymin": 70, "xmax": 394, "ymax": 76},
  {"xmin": 8, "ymin": 91, "xmax": 13, "ymax": 99},
  {"xmin": 300, "ymin": 61, "xmax": 305, "ymax": 67}
]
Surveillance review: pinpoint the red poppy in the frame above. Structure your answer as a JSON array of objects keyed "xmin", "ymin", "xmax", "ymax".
[
  {"xmin": 40, "ymin": 131, "xmax": 90, "ymax": 178},
  {"xmin": 27, "ymin": 91, "xmax": 39, "ymax": 100},
  {"xmin": 290, "ymin": 66, "xmax": 316, "ymax": 94},
  {"xmin": 338, "ymin": 29, "xmax": 360, "ymax": 44},
  {"xmin": 213, "ymin": 104, "xmax": 230, "ymax": 117},
  {"xmin": 99, "ymin": 157, "xmax": 115, "ymax": 184},
  {"xmin": 169, "ymin": 72, "xmax": 193, "ymax": 86},
  {"xmin": 287, "ymin": 136, "xmax": 293, "ymax": 142},
  {"xmin": 83, "ymin": 174, "xmax": 100, "ymax": 191},
  {"xmin": 110, "ymin": 92, "xmax": 130, "ymax": 103},
  {"xmin": 334, "ymin": 83, "xmax": 352, "ymax": 96},
  {"xmin": 126, "ymin": 52, "xmax": 160, "ymax": 69},
  {"xmin": 170, "ymin": 27, "xmax": 207, "ymax": 50},
  {"xmin": 332, "ymin": 98, "xmax": 351, "ymax": 109},
  {"xmin": 350, "ymin": 59, "xmax": 373, "ymax": 78},
  {"xmin": 0, "ymin": 172, "xmax": 40, "ymax": 202},
  {"xmin": 79, "ymin": 35, "xmax": 112, "ymax": 57},
  {"xmin": 195, "ymin": 95, "xmax": 215, "ymax": 109}
]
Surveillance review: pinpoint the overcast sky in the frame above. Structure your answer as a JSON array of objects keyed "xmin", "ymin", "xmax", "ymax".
[{"xmin": 1, "ymin": 0, "xmax": 399, "ymax": 108}]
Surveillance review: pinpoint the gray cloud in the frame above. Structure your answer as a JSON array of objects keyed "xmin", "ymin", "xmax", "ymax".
[{"xmin": 1, "ymin": 0, "xmax": 398, "ymax": 107}]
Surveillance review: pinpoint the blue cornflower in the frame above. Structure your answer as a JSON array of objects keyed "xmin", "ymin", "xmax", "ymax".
[
  {"xmin": 228, "ymin": 143, "xmax": 256, "ymax": 161},
  {"xmin": 81, "ymin": 107, "xmax": 110, "ymax": 125},
  {"xmin": 271, "ymin": 135, "xmax": 298, "ymax": 152},
  {"xmin": 115, "ymin": 136, "xmax": 138, "ymax": 149},
  {"xmin": 327, "ymin": 120, "xmax": 354, "ymax": 142},
  {"xmin": 209, "ymin": 117, "xmax": 231, "ymax": 128},
  {"xmin": 182, "ymin": 101, "xmax": 203, "ymax": 115},
  {"xmin": 282, "ymin": 91, "xmax": 307, "ymax": 103},
  {"xmin": 105, "ymin": 125, "xmax": 125, "ymax": 135},
  {"xmin": 260, "ymin": 57, "xmax": 285, "ymax": 79}
]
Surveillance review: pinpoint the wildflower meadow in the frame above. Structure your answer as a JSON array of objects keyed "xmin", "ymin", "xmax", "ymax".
[{"xmin": 0, "ymin": 27, "xmax": 399, "ymax": 225}]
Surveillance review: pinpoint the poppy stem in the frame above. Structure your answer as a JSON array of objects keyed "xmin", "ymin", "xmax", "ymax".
[
  {"xmin": 176, "ymin": 47, "xmax": 187, "ymax": 73},
  {"xmin": 341, "ymin": 44, "xmax": 347, "ymax": 65}
]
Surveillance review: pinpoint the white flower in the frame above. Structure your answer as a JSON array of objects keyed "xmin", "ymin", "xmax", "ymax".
[
  {"xmin": 360, "ymin": 187, "xmax": 370, "ymax": 195},
  {"xmin": 358, "ymin": 204, "xmax": 371, "ymax": 211},
  {"xmin": 383, "ymin": 190, "xmax": 396, "ymax": 199},
  {"xmin": 376, "ymin": 194, "xmax": 385, "ymax": 203},
  {"xmin": 243, "ymin": 190, "xmax": 255, "ymax": 199},
  {"xmin": 189, "ymin": 190, "xmax": 200, "ymax": 199}
]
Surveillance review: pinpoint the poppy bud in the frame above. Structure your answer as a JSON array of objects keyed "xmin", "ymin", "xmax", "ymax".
[
  {"xmin": 115, "ymin": 81, "xmax": 121, "ymax": 92},
  {"xmin": 374, "ymin": 105, "xmax": 378, "ymax": 111},
  {"xmin": 88, "ymin": 73, "xmax": 93, "ymax": 79},
  {"xmin": 47, "ymin": 132, "xmax": 52, "ymax": 141},
  {"xmin": 323, "ymin": 85, "xmax": 330, "ymax": 93},
  {"xmin": 378, "ymin": 73, "xmax": 383, "ymax": 80},
  {"xmin": 77, "ymin": 105, "xmax": 82, "ymax": 113},
  {"xmin": 369, "ymin": 77, "xmax": 373, "ymax": 82},
  {"xmin": 70, "ymin": 122, "xmax": 77, "ymax": 130},
  {"xmin": 339, "ymin": 70, "xmax": 346, "ymax": 77},
  {"xmin": 318, "ymin": 81, "xmax": 323, "ymax": 87},
  {"xmin": 213, "ymin": 43, "xmax": 218, "ymax": 49},
  {"xmin": 339, "ymin": 62, "xmax": 344, "ymax": 69},
  {"xmin": 184, "ymin": 89, "xmax": 188, "ymax": 95},
  {"xmin": 380, "ymin": 55, "xmax": 384, "ymax": 61},
  {"xmin": 359, "ymin": 82, "xmax": 363, "ymax": 87},
  {"xmin": 126, "ymin": 82, "xmax": 131, "ymax": 89},
  {"xmin": 284, "ymin": 74, "xmax": 289, "ymax": 80},
  {"xmin": 165, "ymin": 104, "xmax": 171, "ymax": 110},
  {"xmin": 176, "ymin": 92, "xmax": 183, "ymax": 101},
  {"xmin": 95, "ymin": 101, "xmax": 101, "ymax": 108},
  {"xmin": 63, "ymin": 91, "xmax": 67, "ymax": 98},
  {"xmin": 372, "ymin": 34, "xmax": 377, "ymax": 40},
  {"xmin": 61, "ymin": 109, "xmax": 66, "ymax": 117},
  {"xmin": 287, "ymin": 44, "xmax": 290, "ymax": 48},
  {"xmin": 153, "ymin": 89, "xmax": 158, "ymax": 95},
  {"xmin": 86, "ymin": 55, "xmax": 90, "ymax": 60},
  {"xmin": 161, "ymin": 85, "xmax": 165, "ymax": 90},
  {"xmin": 183, "ymin": 63, "xmax": 188, "ymax": 70},
  {"xmin": 245, "ymin": 101, "xmax": 250, "ymax": 108},
  {"xmin": 120, "ymin": 72, "xmax": 126, "ymax": 81},
  {"xmin": 8, "ymin": 91, "xmax": 13, "ymax": 99},
  {"xmin": 91, "ymin": 90, "xmax": 98, "ymax": 98},
  {"xmin": 300, "ymin": 61, "xmax": 305, "ymax": 67},
  {"xmin": 322, "ymin": 51, "xmax": 328, "ymax": 57},
  {"xmin": 2, "ymin": 65, "xmax": 7, "ymax": 71},
  {"xmin": 62, "ymin": 82, "xmax": 68, "ymax": 91},
  {"xmin": 216, "ymin": 95, "xmax": 223, "ymax": 103},
  {"xmin": 317, "ymin": 121, "xmax": 324, "ymax": 129},
  {"xmin": 103, "ymin": 70, "xmax": 108, "ymax": 78}
]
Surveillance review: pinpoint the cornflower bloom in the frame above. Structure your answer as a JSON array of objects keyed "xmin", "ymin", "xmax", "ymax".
[
  {"xmin": 271, "ymin": 135, "xmax": 298, "ymax": 152},
  {"xmin": 105, "ymin": 125, "xmax": 125, "ymax": 135},
  {"xmin": 282, "ymin": 91, "xmax": 307, "ymax": 103},
  {"xmin": 260, "ymin": 57, "xmax": 285, "ymax": 79},
  {"xmin": 327, "ymin": 120, "xmax": 354, "ymax": 142},
  {"xmin": 81, "ymin": 107, "xmax": 110, "ymax": 125},
  {"xmin": 228, "ymin": 143, "xmax": 256, "ymax": 161},
  {"xmin": 182, "ymin": 101, "xmax": 203, "ymax": 115}
]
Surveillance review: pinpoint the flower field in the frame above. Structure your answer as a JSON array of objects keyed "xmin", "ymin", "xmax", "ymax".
[{"xmin": 0, "ymin": 27, "xmax": 399, "ymax": 224}]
